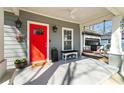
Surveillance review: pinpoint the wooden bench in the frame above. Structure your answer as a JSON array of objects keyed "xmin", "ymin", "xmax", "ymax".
[{"xmin": 61, "ymin": 50, "xmax": 78, "ymax": 61}]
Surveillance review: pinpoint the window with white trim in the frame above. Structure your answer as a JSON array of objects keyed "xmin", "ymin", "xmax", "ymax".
[
  {"xmin": 89, "ymin": 20, "xmax": 112, "ymax": 34},
  {"xmin": 62, "ymin": 27, "xmax": 73, "ymax": 51}
]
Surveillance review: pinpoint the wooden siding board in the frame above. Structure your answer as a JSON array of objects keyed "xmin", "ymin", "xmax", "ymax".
[{"xmin": 4, "ymin": 25, "xmax": 26, "ymax": 69}]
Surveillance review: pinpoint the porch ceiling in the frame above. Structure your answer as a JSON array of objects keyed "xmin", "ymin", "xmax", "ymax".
[
  {"xmin": 20, "ymin": 7, "xmax": 113, "ymax": 24},
  {"xmin": 4, "ymin": 7, "xmax": 124, "ymax": 24}
]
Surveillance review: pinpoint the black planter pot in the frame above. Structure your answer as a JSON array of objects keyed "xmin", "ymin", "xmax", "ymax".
[
  {"xmin": 15, "ymin": 63, "xmax": 26, "ymax": 69},
  {"xmin": 51, "ymin": 48, "xmax": 58, "ymax": 62}
]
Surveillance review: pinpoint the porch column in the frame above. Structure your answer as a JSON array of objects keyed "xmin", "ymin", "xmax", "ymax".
[
  {"xmin": 109, "ymin": 16, "xmax": 122, "ymax": 72},
  {"xmin": 0, "ymin": 8, "xmax": 6, "ymax": 79},
  {"xmin": 79, "ymin": 24, "xmax": 84, "ymax": 55}
]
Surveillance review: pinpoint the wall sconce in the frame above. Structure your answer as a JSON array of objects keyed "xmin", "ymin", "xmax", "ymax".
[
  {"xmin": 15, "ymin": 17, "xmax": 22, "ymax": 28},
  {"xmin": 52, "ymin": 25, "xmax": 58, "ymax": 32}
]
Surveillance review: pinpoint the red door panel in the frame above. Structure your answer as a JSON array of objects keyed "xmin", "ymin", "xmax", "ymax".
[{"xmin": 29, "ymin": 23, "xmax": 47, "ymax": 64}]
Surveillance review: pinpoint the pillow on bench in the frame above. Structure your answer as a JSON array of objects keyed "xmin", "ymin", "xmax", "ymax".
[{"xmin": 83, "ymin": 47, "xmax": 92, "ymax": 53}]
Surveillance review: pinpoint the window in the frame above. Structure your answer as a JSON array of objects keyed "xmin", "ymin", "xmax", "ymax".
[
  {"xmin": 89, "ymin": 25, "xmax": 94, "ymax": 30},
  {"xmin": 100, "ymin": 40, "xmax": 109, "ymax": 46},
  {"xmin": 94, "ymin": 22, "xmax": 104, "ymax": 34},
  {"xmin": 105, "ymin": 20, "xmax": 112, "ymax": 33},
  {"xmin": 34, "ymin": 28, "xmax": 44, "ymax": 35},
  {"xmin": 62, "ymin": 27, "xmax": 73, "ymax": 50},
  {"xmin": 122, "ymin": 39, "xmax": 124, "ymax": 51},
  {"xmin": 89, "ymin": 20, "xmax": 112, "ymax": 34},
  {"xmin": 121, "ymin": 18, "xmax": 124, "ymax": 51},
  {"xmin": 121, "ymin": 18, "xmax": 124, "ymax": 31}
]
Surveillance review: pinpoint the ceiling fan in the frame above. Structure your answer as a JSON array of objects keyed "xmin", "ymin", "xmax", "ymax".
[{"xmin": 67, "ymin": 8, "xmax": 78, "ymax": 19}]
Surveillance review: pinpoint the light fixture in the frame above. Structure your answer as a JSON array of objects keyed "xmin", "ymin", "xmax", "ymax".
[
  {"xmin": 15, "ymin": 17, "xmax": 22, "ymax": 28},
  {"xmin": 52, "ymin": 25, "xmax": 58, "ymax": 32}
]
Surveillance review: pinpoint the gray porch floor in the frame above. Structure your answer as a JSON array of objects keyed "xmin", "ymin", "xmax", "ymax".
[{"xmin": 0, "ymin": 56, "xmax": 120, "ymax": 85}]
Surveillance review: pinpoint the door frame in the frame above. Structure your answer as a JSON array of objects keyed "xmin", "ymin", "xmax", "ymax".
[{"xmin": 27, "ymin": 21, "xmax": 49, "ymax": 64}]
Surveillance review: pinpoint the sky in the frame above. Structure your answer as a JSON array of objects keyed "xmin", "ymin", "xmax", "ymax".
[{"xmin": 92, "ymin": 20, "xmax": 112, "ymax": 34}]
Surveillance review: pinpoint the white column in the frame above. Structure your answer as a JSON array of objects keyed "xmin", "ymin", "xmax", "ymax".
[
  {"xmin": 109, "ymin": 16, "xmax": 122, "ymax": 71},
  {"xmin": 79, "ymin": 24, "xmax": 83, "ymax": 55},
  {"xmin": 0, "ymin": 8, "xmax": 4, "ymax": 60},
  {"xmin": 83, "ymin": 34, "xmax": 85, "ymax": 48},
  {"xmin": 0, "ymin": 8, "xmax": 6, "ymax": 79}
]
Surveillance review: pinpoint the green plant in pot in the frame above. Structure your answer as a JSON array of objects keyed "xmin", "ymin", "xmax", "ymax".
[
  {"xmin": 14, "ymin": 58, "xmax": 27, "ymax": 69},
  {"xmin": 21, "ymin": 58, "xmax": 27, "ymax": 65},
  {"xmin": 14, "ymin": 59, "xmax": 22, "ymax": 69}
]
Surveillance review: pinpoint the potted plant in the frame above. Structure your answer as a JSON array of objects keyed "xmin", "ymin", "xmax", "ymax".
[
  {"xmin": 21, "ymin": 58, "xmax": 27, "ymax": 66},
  {"xmin": 51, "ymin": 47, "xmax": 58, "ymax": 62},
  {"xmin": 16, "ymin": 34, "xmax": 24, "ymax": 42},
  {"xmin": 14, "ymin": 59, "xmax": 22, "ymax": 69},
  {"xmin": 14, "ymin": 58, "xmax": 27, "ymax": 69}
]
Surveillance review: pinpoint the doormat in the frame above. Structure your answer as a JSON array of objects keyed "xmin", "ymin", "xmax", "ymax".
[{"xmin": 32, "ymin": 60, "xmax": 47, "ymax": 68}]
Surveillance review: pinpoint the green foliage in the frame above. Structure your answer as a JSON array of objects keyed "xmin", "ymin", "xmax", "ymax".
[
  {"xmin": 14, "ymin": 58, "xmax": 27, "ymax": 64},
  {"xmin": 14, "ymin": 59, "xmax": 21, "ymax": 64},
  {"xmin": 51, "ymin": 47, "xmax": 58, "ymax": 51},
  {"xmin": 21, "ymin": 58, "xmax": 27, "ymax": 63}
]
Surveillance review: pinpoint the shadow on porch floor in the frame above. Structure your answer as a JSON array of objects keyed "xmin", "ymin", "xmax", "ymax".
[{"xmin": 1, "ymin": 56, "xmax": 121, "ymax": 85}]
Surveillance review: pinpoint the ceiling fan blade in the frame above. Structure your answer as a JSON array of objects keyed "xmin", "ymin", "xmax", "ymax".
[
  {"xmin": 65, "ymin": 8, "xmax": 78, "ymax": 19},
  {"xmin": 70, "ymin": 8, "xmax": 78, "ymax": 19},
  {"xmin": 71, "ymin": 8, "xmax": 78, "ymax": 14},
  {"xmin": 70, "ymin": 14, "xmax": 75, "ymax": 19}
]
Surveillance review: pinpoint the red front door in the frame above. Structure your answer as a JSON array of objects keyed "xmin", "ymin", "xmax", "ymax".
[{"xmin": 29, "ymin": 22, "xmax": 48, "ymax": 64}]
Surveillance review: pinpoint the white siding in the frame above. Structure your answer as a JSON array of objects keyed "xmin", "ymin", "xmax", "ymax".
[{"xmin": 4, "ymin": 25, "xmax": 26, "ymax": 69}]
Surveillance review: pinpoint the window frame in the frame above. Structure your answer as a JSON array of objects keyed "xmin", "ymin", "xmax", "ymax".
[{"xmin": 62, "ymin": 27, "xmax": 74, "ymax": 51}]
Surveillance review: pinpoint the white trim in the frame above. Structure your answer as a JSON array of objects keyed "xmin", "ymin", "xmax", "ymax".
[
  {"xmin": 80, "ymin": 30, "xmax": 82, "ymax": 55},
  {"xmin": 83, "ymin": 34, "xmax": 86, "ymax": 48},
  {"xmin": 62, "ymin": 27, "xmax": 74, "ymax": 51},
  {"xmin": 12, "ymin": 8, "xmax": 19, "ymax": 16},
  {"xmin": 84, "ymin": 34, "xmax": 101, "ymax": 39},
  {"xmin": 4, "ymin": 8, "xmax": 13, "ymax": 13},
  {"xmin": 106, "ymin": 7, "xmax": 121, "ymax": 16},
  {"xmin": 27, "ymin": 21, "xmax": 49, "ymax": 64}
]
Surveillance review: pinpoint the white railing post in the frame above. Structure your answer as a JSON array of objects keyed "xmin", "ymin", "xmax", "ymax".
[
  {"xmin": 0, "ymin": 8, "xmax": 7, "ymax": 80},
  {"xmin": 109, "ymin": 16, "xmax": 123, "ymax": 72}
]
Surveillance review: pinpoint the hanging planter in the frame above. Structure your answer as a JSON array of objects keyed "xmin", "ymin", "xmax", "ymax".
[
  {"xmin": 14, "ymin": 17, "xmax": 24, "ymax": 43},
  {"xmin": 16, "ymin": 33, "xmax": 24, "ymax": 42},
  {"xmin": 15, "ymin": 18, "xmax": 22, "ymax": 29}
]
